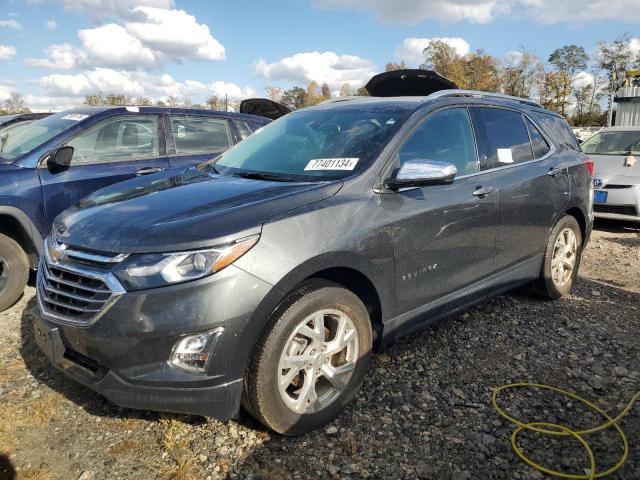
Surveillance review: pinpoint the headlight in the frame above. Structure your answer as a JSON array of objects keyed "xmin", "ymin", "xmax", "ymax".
[{"xmin": 115, "ymin": 235, "xmax": 258, "ymax": 290}]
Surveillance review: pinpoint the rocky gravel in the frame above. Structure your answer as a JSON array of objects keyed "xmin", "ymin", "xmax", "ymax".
[{"xmin": 0, "ymin": 221, "xmax": 638, "ymax": 480}]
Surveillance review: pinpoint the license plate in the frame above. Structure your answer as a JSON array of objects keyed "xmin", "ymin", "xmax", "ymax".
[
  {"xmin": 594, "ymin": 190, "xmax": 607, "ymax": 204},
  {"xmin": 34, "ymin": 319, "xmax": 65, "ymax": 363}
]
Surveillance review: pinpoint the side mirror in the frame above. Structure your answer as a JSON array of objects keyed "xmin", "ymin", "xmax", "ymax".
[
  {"xmin": 47, "ymin": 146, "xmax": 74, "ymax": 173},
  {"xmin": 384, "ymin": 159, "xmax": 457, "ymax": 190}
]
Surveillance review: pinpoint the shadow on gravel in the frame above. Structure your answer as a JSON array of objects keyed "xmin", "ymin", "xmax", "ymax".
[
  {"xmin": 0, "ymin": 453, "xmax": 16, "ymax": 480},
  {"xmin": 17, "ymin": 277, "xmax": 640, "ymax": 479},
  {"xmin": 593, "ymin": 218, "xmax": 640, "ymax": 233},
  {"xmin": 18, "ymin": 297, "xmax": 163, "ymax": 424}
]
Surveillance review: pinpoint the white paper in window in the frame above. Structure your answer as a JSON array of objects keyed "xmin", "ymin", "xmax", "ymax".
[{"xmin": 497, "ymin": 148, "xmax": 514, "ymax": 164}]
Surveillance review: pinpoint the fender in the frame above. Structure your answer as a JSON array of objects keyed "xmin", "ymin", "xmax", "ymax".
[
  {"xmin": 231, "ymin": 251, "xmax": 392, "ymax": 381},
  {"xmin": 0, "ymin": 206, "xmax": 44, "ymax": 267}
]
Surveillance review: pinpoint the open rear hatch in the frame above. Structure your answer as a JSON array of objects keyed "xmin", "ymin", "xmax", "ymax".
[
  {"xmin": 365, "ymin": 69, "xmax": 458, "ymax": 97},
  {"xmin": 239, "ymin": 98, "xmax": 291, "ymax": 120}
]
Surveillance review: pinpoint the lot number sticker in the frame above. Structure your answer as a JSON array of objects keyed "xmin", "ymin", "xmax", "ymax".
[{"xmin": 305, "ymin": 158, "xmax": 359, "ymax": 171}]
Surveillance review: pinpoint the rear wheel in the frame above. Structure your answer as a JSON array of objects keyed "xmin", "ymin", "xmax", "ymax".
[
  {"xmin": 537, "ymin": 215, "xmax": 582, "ymax": 299},
  {"xmin": 0, "ymin": 233, "xmax": 29, "ymax": 313},
  {"xmin": 243, "ymin": 280, "xmax": 372, "ymax": 435}
]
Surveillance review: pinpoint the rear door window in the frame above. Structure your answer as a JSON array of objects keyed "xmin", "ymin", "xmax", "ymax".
[
  {"xmin": 525, "ymin": 117, "xmax": 551, "ymax": 158},
  {"xmin": 68, "ymin": 115, "xmax": 160, "ymax": 164},
  {"xmin": 399, "ymin": 107, "xmax": 479, "ymax": 176},
  {"xmin": 474, "ymin": 108, "xmax": 533, "ymax": 167},
  {"xmin": 170, "ymin": 115, "xmax": 232, "ymax": 154}
]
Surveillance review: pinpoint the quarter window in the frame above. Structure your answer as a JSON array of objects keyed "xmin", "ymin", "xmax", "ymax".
[
  {"xmin": 525, "ymin": 117, "xmax": 550, "ymax": 158},
  {"xmin": 399, "ymin": 108, "xmax": 479, "ymax": 176},
  {"xmin": 233, "ymin": 120, "xmax": 253, "ymax": 140},
  {"xmin": 68, "ymin": 116, "xmax": 159, "ymax": 164},
  {"xmin": 475, "ymin": 108, "xmax": 533, "ymax": 167},
  {"xmin": 170, "ymin": 116, "xmax": 231, "ymax": 154}
]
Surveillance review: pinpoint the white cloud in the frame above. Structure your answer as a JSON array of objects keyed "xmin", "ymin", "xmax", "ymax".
[
  {"xmin": 79, "ymin": 23, "xmax": 157, "ymax": 68},
  {"xmin": 125, "ymin": 7, "xmax": 225, "ymax": 61},
  {"xmin": 253, "ymin": 51, "xmax": 377, "ymax": 90},
  {"xmin": 210, "ymin": 81, "xmax": 256, "ymax": 101},
  {"xmin": 0, "ymin": 85, "xmax": 11, "ymax": 102},
  {"xmin": 315, "ymin": 0, "xmax": 640, "ymax": 24},
  {"xmin": 45, "ymin": 20, "xmax": 58, "ymax": 29},
  {"xmin": 314, "ymin": 0, "xmax": 502, "ymax": 24},
  {"xmin": 519, "ymin": 0, "xmax": 640, "ymax": 23},
  {"xmin": 52, "ymin": 0, "xmax": 173, "ymax": 19},
  {"xmin": 630, "ymin": 38, "xmax": 640, "ymax": 57},
  {"xmin": 395, "ymin": 37, "xmax": 471, "ymax": 65},
  {"xmin": 573, "ymin": 71, "xmax": 595, "ymax": 89},
  {"xmin": 0, "ymin": 45, "xmax": 17, "ymax": 61},
  {"xmin": 25, "ymin": 44, "xmax": 87, "ymax": 70},
  {"xmin": 0, "ymin": 19, "xmax": 22, "ymax": 29},
  {"xmin": 36, "ymin": 68, "xmax": 255, "ymax": 105},
  {"xmin": 26, "ymin": 6, "xmax": 225, "ymax": 70}
]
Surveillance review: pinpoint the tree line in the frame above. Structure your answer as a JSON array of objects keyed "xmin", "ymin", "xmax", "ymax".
[
  {"xmin": 3, "ymin": 34, "xmax": 638, "ymax": 126},
  {"xmin": 270, "ymin": 34, "xmax": 640, "ymax": 127}
]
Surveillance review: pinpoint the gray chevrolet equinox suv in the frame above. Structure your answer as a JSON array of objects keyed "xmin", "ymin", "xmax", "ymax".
[{"xmin": 34, "ymin": 85, "xmax": 593, "ymax": 435}]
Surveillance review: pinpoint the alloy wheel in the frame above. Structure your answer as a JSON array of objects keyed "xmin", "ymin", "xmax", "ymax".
[
  {"xmin": 277, "ymin": 309, "xmax": 359, "ymax": 415},
  {"xmin": 551, "ymin": 227, "xmax": 577, "ymax": 287}
]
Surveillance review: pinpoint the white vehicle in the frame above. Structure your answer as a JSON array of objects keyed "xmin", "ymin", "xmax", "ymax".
[{"xmin": 581, "ymin": 126, "xmax": 640, "ymax": 222}]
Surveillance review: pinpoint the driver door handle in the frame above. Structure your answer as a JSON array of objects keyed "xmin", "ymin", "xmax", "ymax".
[
  {"xmin": 135, "ymin": 167, "xmax": 164, "ymax": 176},
  {"xmin": 472, "ymin": 186, "xmax": 494, "ymax": 198}
]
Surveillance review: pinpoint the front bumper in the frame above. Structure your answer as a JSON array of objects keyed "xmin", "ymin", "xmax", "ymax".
[
  {"xmin": 34, "ymin": 264, "xmax": 274, "ymax": 420},
  {"xmin": 593, "ymin": 182, "xmax": 640, "ymax": 222}
]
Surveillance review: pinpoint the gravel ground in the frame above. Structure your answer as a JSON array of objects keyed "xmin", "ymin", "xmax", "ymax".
[{"xmin": 0, "ymin": 221, "xmax": 638, "ymax": 480}]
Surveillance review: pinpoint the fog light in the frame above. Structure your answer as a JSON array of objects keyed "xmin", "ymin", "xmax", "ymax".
[{"xmin": 169, "ymin": 328, "xmax": 222, "ymax": 374}]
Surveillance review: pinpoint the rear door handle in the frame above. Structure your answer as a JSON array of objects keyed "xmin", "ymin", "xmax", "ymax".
[
  {"xmin": 135, "ymin": 167, "xmax": 164, "ymax": 176},
  {"xmin": 472, "ymin": 186, "xmax": 494, "ymax": 198}
]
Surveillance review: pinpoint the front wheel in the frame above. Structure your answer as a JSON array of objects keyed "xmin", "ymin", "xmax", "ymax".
[
  {"xmin": 0, "ymin": 233, "xmax": 29, "ymax": 313},
  {"xmin": 243, "ymin": 280, "xmax": 372, "ymax": 435},
  {"xmin": 537, "ymin": 215, "xmax": 583, "ymax": 299}
]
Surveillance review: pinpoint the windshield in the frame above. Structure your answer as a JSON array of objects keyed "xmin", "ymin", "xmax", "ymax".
[
  {"xmin": 0, "ymin": 112, "xmax": 90, "ymax": 162},
  {"xmin": 581, "ymin": 131, "xmax": 640, "ymax": 155},
  {"xmin": 213, "ymin": 106, "xmax": 412, "ymax": 181}
]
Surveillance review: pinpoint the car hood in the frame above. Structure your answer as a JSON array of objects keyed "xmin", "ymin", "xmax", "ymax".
[
  {"xmin": 54, "ymin": 168, "xmax": 342, "ymax": 254},
  {"xmin": 590, "ymin": 153, "xmax": 640, "ymax": 183},
  {"xmin": 364, "ymin": 69, "xmax": 458, "ymax": 97}
]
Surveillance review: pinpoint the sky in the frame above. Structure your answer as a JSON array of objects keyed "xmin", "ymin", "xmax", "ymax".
[{"xmin": 0, "ymin": 0, "xmax": 638, "ymax": 111}]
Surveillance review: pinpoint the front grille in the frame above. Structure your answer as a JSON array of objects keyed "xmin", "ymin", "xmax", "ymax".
[
  {"xmin": 37, "ymin": 238, "xmax": 126, "ymax": 326},
  {"xmin": 603, "ymin": 184, "xmax": 632, "ymax": 189},
  {"xmin": 594, "ymin": 204, "xmax": 638, "ymax": 216}
]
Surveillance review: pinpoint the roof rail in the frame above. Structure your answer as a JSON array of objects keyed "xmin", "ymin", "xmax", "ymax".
[{"xmin": 425, "ymin": 89, "xmax": 542, "ymax": 108}]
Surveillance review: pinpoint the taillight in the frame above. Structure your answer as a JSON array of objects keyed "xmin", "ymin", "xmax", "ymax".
[{"xmin": 585, "ymin": 158, "xmax": 594, "ymax": 177}]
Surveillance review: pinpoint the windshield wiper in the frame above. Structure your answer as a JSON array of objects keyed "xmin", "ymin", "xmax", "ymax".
[{"xmin": 232, "ymin": 171, "xmax": 298, "ymax": 182}]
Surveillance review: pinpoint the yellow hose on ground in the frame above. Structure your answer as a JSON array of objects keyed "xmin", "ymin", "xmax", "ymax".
[{"xmin": 492, "ymin": 383, "xmax": 640, "ymax": 479}]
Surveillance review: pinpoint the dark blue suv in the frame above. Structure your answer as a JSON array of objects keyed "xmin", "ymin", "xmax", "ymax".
[{"xmin": 0, "ymin": 106, "xmax": 270, "ymax": 311}]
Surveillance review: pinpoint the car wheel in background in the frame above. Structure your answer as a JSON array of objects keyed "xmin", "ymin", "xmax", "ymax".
[
  {"xmin": 243, "ymin": 279, "xmax": 372, "ymax": 435},
  {"xmin": 537, "ymin": 215, "xmax": 583, "ymax": 299},
  {"xmin": 0, "ymin": 233, "xmax": 29, "ymax": 313}
]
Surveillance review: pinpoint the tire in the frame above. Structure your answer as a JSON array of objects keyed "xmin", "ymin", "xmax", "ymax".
[
  {"xmin": 0, "ymin": 233, "xmax": 29, "ymax": 313},
  {"xmin": 537, "ymin": 215, "xmax": 583, "ymax": 299},
  {"xmin": 243, "ymin": 279, "xmax": 372, "ymax": 435}
]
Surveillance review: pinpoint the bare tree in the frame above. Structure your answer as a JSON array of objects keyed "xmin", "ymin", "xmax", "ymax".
[
  {"xmin": 598, "ymin": 35, "xmax": 634, "ymax": 126},
  {"xmin": 166, "ymin": 95, "xmax": 179, "ymax": 107},
  {"xmin": 339, "ymin": 83, "xmax": 352, "ymax": 97},
  {"xmin": 501, "ymin": 49, "xmax": 544, "ymax": 98},
  {"xmin": 4, "ymin": 92, "xmax": 27, "ymax": 113},
  {"xmin": 265, "ymin": 86, "xmax": 282, "ymax": 102},
  {"xmin": 385, "ymin": 61, "xmax": 407, "ymax": 72},
  {"xmin": 321, "ymin": 82, "xmax": 331, "ymax": 100},
  {"xmin": 208, "ymin": 95, "xmax": 220, "ymax": 110},
  {"xmin": 133, "ymin": 96, "xmax": 152, "ymax": 106},
  {"xmin": 83, "ymin": 93, "xmax": 104, "ymax": 106}
]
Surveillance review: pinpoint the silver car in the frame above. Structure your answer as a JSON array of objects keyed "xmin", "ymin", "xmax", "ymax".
[{"xmin": 581, "ymin": 126, "xmax": 640, "ymax": 222}]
